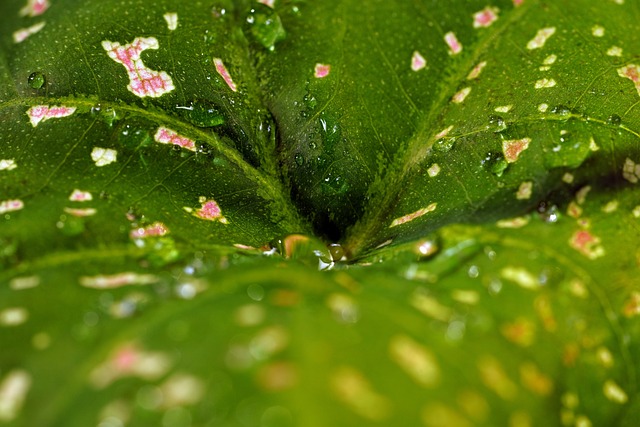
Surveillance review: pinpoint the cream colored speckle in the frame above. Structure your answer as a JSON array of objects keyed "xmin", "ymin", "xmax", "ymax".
[
  {"xmin": 591, "ymin": 25, "xmax": 605, "ymax": 37},
  {"xmin": 32, "ymin": 332, "xmax": 51, "ymax": 350},
  {"xmin": 596, "ymin": 347, "xmax": 614, "ymax": 368},
  {"xmin": 9, "ymin": 276, "xmax": 40, "ymax": 290},
  {"xmin": 435, "ymin": 125, "xmax": 453, "ymax": 139},
  {"xmin": 496, "ymin": 216, "xmax": 530, "ymax": 228},
  {"xmin": 452, "ymin": 87, "xmax": 471, "ymax": 104},
  {"xmin": 467, "ymin": 61, "xmax": 487, "ymax": 80},
  {"xmin": 495, "ymin": 105, "xmax": 512, "ymax": 113},
  {"xmin": 478, "ymin": 356, "xmax": 518, "ymax": 400},
  {"xmin": 589, "ymin": 137, "xmax": 600, "ymax": 151},
  {"xmin": 516, "ymin": 181, "xmax": 533, "ymax": 200},
  {"xmin": 633, "ymin": 205, "xmax": 640, "ymax": 218},
  {"xmin": 427, "ymin": 163, "xmax": 441, "ymax": 177},
  {"xmin": 0, "ymin": 308, "xmax": 29, "ymax": 327},
  {"xmin": 0, "ymin": 159, "xmax": 17, "ymax": 171},
  {"xmin": 602, "ymin": 200, "xmax": 619, "ymax": 213},
  {"xmin": 91, "ymin": 147, "xmax": 117, "ymax": 167},
  {"xmin": 451, "ymin": 290, "xmax": 480, "ymax": 305},
  {"xmin": 234, "ymin": 304, "xmax": 266, "ymax": 327},
  {"xmin": 0, "ymin": 370, "xmax": 32, "ymax": 422},
  {"xmin": 603, "ymin": 380, "xmax": 628, "ymax": 403},
  {"xmin": 575, "ymin": 185, "xmax": 591, "ymax": 204},
  {"xmin": 538, "ymin": 103, "xmax": 549, "ymax": 112},
  {"xmin": 410, "ymin": 291, "xmax": 453, "ymax": 321},
  {"xmin": 389, "ymin": 335, "xmax": 440, "ymax": 387},
  {"xmin": 562, "ymin": 172, "xmax": 574, "ymax": 184},
  {"xmin": 575, "ymin": 416, "xmax": 592, "ymax": 427},
  {"xmin": 535, "ymin": 78, "xmax": 556, "ymax": 89},
  {"xmin": 330, "ymin": 367, "xmax": 391, "ymax": 421},
  {"xmin": 607, "ymin": 46, "xmax": 623, "ymax": 56},
  {"xmin": 163, "ymin": 12, "xmax": 178, "ymax": 31},
  {"xmin": 543, "ymin": 54, "xmax": 558, "ymax": 65},
  {"xmin": 501, "ymin": 266, "xmax": 538, "ymax": 290},
  {"xmin": 159, "ymin": 373, "xmax": 206, "ymax": 408},
  {"xmin": 527, "ymin": 27, "xmax": 556, "ymax": 50},
  {"xmin": 390, "ymin": 203, "xmax": 437, "ymax": 227},
  {"xmin": 623, "ymin": 158, "xmax": 640, "ymax": 183}
]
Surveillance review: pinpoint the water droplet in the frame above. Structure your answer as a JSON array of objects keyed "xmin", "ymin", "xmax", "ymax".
[
  {"xmin": 468, "ymin": 265, "xmax": 480, "ymax": 278},
  {"xmin": 27, "ymin": 71, "xmax": 45, "ymax": 89},
  {"xmin": 211, "ymin": 6, "xmax": 226, "ymax": 19},
  {"xmin": 294, "ymin": 153, "xmax": 304, "ymax": 166},
  {"xmin": 246, "ymin": 4, "xmax": 286, "ymax": 51},
  {"xmin": 607, "ymin": 114, "xmax": 622, "ymax": 126},
  {"xmin": 433, "ymin": 137, "xmax": 455, "ymax": 152},
  {"xmin": 481, "ymin": 152, "xmax": 508, "ymax": 177},
  {"xmin": 414, "ymin": 238, "xmax": 439, "ymax": 258},
  {"xmin": 537, "ymin": 201, "xmax": 560, "ymax": 223},
  {"xmin": 551, "ymin": 105, "xmax": 572, "ymax": 118},
  {"xmin": 118, "ymin": 119, "xmax": 152, "ymax": 149},
  {"xmin": 487, "ymin": 114, "xmax": 507, "ymax": 132},
  {"xmin": 328, "ymin": 243, "xmax": 346, "ymax": 262},
  {"xmin": 176, "ymin": 100, "xmax": 224, "ymax": 127}
]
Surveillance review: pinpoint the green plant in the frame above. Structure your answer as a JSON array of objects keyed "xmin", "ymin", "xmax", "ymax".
[{"xmin": 1, "ymin": 0, "xmax": 639, "ymax": 425}]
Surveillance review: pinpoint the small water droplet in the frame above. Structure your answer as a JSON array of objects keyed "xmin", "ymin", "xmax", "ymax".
[
  {"xmin": 176, "ymin": 100, "xmax": 224, "ymax": 127},
  {"xmin": 487, "ymin": 114, "xmax": 507, "ymax": 132},
  {"xmin": 328, "ymin": 243, "xmax": 346, "ymax": 262},
  {"xmin": 433, "ymin": 137, "xmax": 455, "ymax": 152},
  {"xmin": 211, "ymin": 6, "xmax": 226, "ymax": 19},
  {"xmin": 118, "ymin": 119, "xmax": 152, "ymax": 149},
  {"xmin": 246, "ymin": 4, "xmax": 286, "ymax": 51},
  {"xmin": 537, "ymin": 201, "xmax": 560, "ymax": 223},
  {"xmin": 481, "ymin": 152, "xmax": 508, "ymax": 177},
  {"xmin": 607, "ymin": 114, "xmax": 622, "ymax": 126},
  {"xmin": 294, "ymin": 153, "xmax": 304, "ymax": 166},
  {"xmin": 551, "ymin": 105, "xmax": 572, "ymax": 118},
  {"xmin": 27, "ymin": 71, "xmax": 45, "ymax": 89}
]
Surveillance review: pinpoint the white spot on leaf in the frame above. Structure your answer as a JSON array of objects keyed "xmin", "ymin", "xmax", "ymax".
[
  {"xmin": 0, "ymin": 308, "xmax": 29, "ymax": 327},
  {"xmin": 19, "ymin": 0, "xmax": 49, "ymax": 17},
  {"xmin": 623, "ymin": 157, "xmax": 640, "ymax": 183},
  {"xmin": 163, "ymin": 12, "xmax": 178, "ymax": 31},
  {"xmin": 516, "ymin": 182, "xmax": 533, "ymax": 200},
  {"xmin": 389, "ymin": 335, "xmax": 439, "ymax": 387},
  {"xmin": 427, "ymin": 164, "xmax": 441, "ymax": 177},
  {"xmin": 214, "ymin": 57, "xmax": 238, "ymax": 91},
  {"xmin": 9, "ymin": 276, "xmax": 40, "ymax": 290},
  {"xmin": 591, "ymin": 25, "xmax": 605, "ymax": 37},
  {"xmin": 314, "ymin": 63, "xmax": 331, "ymax": 78},
  {"xmin": 527, "ymin": 27, "xmax": 556, "ymax": 50},
  {"xmin": 452, "ymin": 87, "xmax": 471, "ymax": 104},
  {"xmin": 0, "ymin": 159, "xmax": 17, "ymax": 171},
  {"xmin": 91, "ymin": 147, "xmax": 117, "ymax": 167},
  {"xmin": 63, "ymin": 207, "xmax": 97, "ymax": 217},
  {"xmin": 411, "ymin": 51, "xmax": 427, "ymax": 71},
  {"xmin": 80, "ymin": 272, "xmax": 159, "ymax": 289},
  {"xmin": 0, "ymin": 200, "xmax": 24, "ymax": 215},
  {"xmin": 444, "ymin": 31, "xmax": 462, "ymax": 55},
  {"xmin": 467, "ymin": 61, "xmax": 487, "ymax": 80},
  {"xmin": 473, "ymin": 6, "xmax": 499, "ymax": 28},
  {"xmin": 607, "ymin": 46, "xmax": 623, "ymax": 56},
  {"xmin": 535, "ymin": 78, "xmax": 556, "ymax": 89},
  {"xmin": 154, "ymin": 127, "xmax": 196, "ymax": 151},
  {"xmin": 69, "ymin": 189, "xmax": 93, "ymax": 202},
  {"xmin": 501, "ymin": 266, "xmax": 539, "ymax": 290},
  {"xmin": 603, "ymin": 380, "xmax": 628, "ymax": 404},
  {"xmin": 390, "ymin": 203, "xmax": 437, "ymax": 227}
]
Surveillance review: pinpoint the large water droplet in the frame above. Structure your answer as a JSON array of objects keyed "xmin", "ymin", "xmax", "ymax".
[
  {"xmin": 246, "ymin": 4, "xmax": 286, "ymax": 51},
  {"xmin": 551, "ymin": 105, "xmax": 572, "ymax": 118},
  {"xmin": 27, "ymin": 71, "xmax": 45, "ymax": 89},
  {"xmin": 607, "ymin": 114, "xmax": 622, "ymax": 126},
  {"xmin": 481, "ymin": 152, "xmax": 508, "ymax": 177},
  {"xmin": 487, "ymin": 114, "xmax": 507, "ymax": 132},
  {"xmin": 176, "ymin": 100, "xmax": 224, "ymax": 127},
  {"xmin": 433, "ymin": 137, "xmax": 455, "ymax": 152}
]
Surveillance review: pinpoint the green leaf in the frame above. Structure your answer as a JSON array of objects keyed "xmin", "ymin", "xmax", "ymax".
[{"xmin": 1, "ymin": 0, "xmax": 640, "ymax": 426}]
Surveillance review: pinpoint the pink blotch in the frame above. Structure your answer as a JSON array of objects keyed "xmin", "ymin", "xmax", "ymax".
[
  {"xmin": 411, "ymin": 51, "xmax": 427, "ymax": 71},
  {"xmin": 569, "ymin": 230, "xmax": 604, "ymax": 259},
  {"xmin": 473, "ymin": 7, "xmax": 499, "ymax": 28},
  {"xmin": 314, "ymin": 63, "xmax": 331, "ymax": 78},
  {"xmin": 20, "ymin": 0, "xmax": 49, "ymax": 17},
  {"xmin": 513, "ymin": 0, "xmax": 524, "ymax": 5},
  {"xmin": 444, "ymin": 32, "xmax": 462, "ymax": 55},
  {"xmin": 213, "ymin": 58, "xmax": 238, "ymax": 92},
  {"xmin": 114, "ymin": 345, "xmax": 139, "ymax": 371},
  {"xmin": 617, "ymin": 64, "xmax": 640, "ymax": 96},
  {"xmin": 0, "ymin": 199, "xmax": 24, "ymax": 214},
  {"xmin": 27, "ymin": 105, "xmax": 76, "ymax": 127},
  {"xmin": 195, "ymin": 198, "xmax": 228, "ymax": 223},
  {"xmin": 154, "ymin": 127, "xmax": 196, "ymax": 151},
  {"xmin": 435, "ymin": 125, "xmax": 453, "ymax": 139},
  {"xmin": 102, "ymin": 37, "xmax": 175, "ymax": 98},
  {"xmin": 130, "ymin": 222, "xmax": 170, "ymax": 239},
  {"xmin": 502, "ymin": 138, "xmax": 531, "ymax": 163},
  {"xmin": 257, "ymin": 0, "xmax": 275, "ymax": 7},
  {"xmin": 69, "ymin": 189, "xmax": 92, "ymax": 202}
]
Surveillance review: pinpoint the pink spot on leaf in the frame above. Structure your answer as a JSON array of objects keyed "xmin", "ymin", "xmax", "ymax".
[
  {"xmin": 618, "ymin": 64, "xmax": 640, "ymax": 97},
  {"xmin": 13, "ymin": 22, "xmax": 46, "ymax": 43},
  {"xmin": 26, "ymin": 105, "xmax": 76, "ymax": 127},
  {"xmin": 444, "ymin": 32, "xmax": 462, "ymax": 55},
  {"xmin": 569, "ymin": 230, "xmax": 605, "ymax": 259},
  {"xmin": 154, "ymin": 127, "xmax": 196, "ymax": 151},
  {"xmin": 80, "ymin": 273, "xmax": 160, "ymax": 289},
  {"xmin": 194, "ymin": 197, "xmax": 228, "ymax": 223},
  {"xmin": 314, "ymin": 63, "xmax": 331, "ymax": 78},
  {"xmin": 213, "ymin": 58, "xmax": 238, "ymax": 92},
  {"xmin": 19, "ymin": 0, "xmax": 49, "ymax": 17},
  {"xmin": 0, "ymin": 200, "xmax": 24, "ymax": 214},
  {"xmin": 473, "ymin": 7, "xmax": 499, "ymax": 28},
  {"xmin": 102, "ymin": 37, "xmax": 175, "ymax": 98},
  {"xmin": 411, "ymin": 51, "xmax": 427, "ymax": 71},
  {"xmin": 451, "ymin": 87, "xmax": 471, "ymax": 104},
  {"xmin": 502, "ymin": 138, "xmax": 531, "ymax": 163},
  {"xmin": 513, "ymin": 0, "xmax": 524, "ymax": 5},
  {"xmin": 257, "ymin": 0, "xmax": 275, "ymax": 7},
  {"xmin": 69, "ymin": 189, "xmax": 93, "ymax": 202},
  {"xmin": 130, "ymin": 222, "xmax": 170, "ymax": 239}
]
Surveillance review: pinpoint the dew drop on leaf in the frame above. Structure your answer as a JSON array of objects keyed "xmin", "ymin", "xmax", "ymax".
[
  {"xmin": 176, "ymin": 100, "xmax": 225, "ymax": 128},
  {"xmin": 481, "ymin": 152, "xmax": 508, "ymax": 177},
  {"xmin": 434, "ymin": 137, "xmax": 455, "ymax": 153},
  {"xmin": 294, "ymin": 153, "xmax": 304, "ymax": 166},
  {"xmin": 246, "ymin": 4, "xmax": 286, "ymax": 51},
  {"xmin": 551, "ymin": 105, "xmax": 572, "ymax": 118},
  {"xmin": 27, "ymin": 71, "xmax": 45, "ymax": 89},
  {"xmin": 606, "ymin": 114, "xmax": 622, "ymax": 126},
  {"xmin": 487, "ymin": 114, "xmax": 507, "ymax": 132}
]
